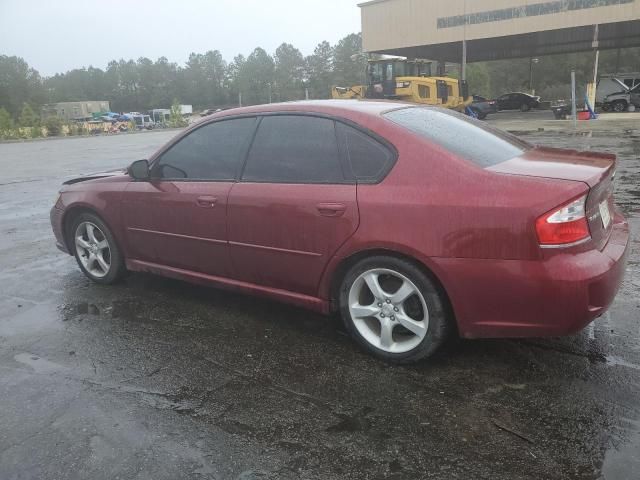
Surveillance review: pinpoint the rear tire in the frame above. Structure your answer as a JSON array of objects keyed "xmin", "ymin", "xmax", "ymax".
[
  {"xmin": 338, "ymin": 256, "xmax": 451, "ymax": 364},
  {"xmin": 68, "ymin": 212, "xmax": 126, "ymax": 284}
]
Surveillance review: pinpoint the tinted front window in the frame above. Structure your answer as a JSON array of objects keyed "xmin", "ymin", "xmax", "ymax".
[
  {"xmin": 337, "ymin": 123, "xmax": 393, "ymax": 182},
  {"xmin": 384, "ymin": 107, "xmax": 530, "ymax": 167},
  {"xmin": 154, "ymin": 117, "xmax": 255, "ymax": 180},
  {"xmin": 242, "ymin": 116, "xmax": 344, "ymax": 184}
]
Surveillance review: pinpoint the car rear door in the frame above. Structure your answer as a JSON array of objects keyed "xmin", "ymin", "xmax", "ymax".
[
  {"xmin": 497, "ymin": 94, "xmax": 509, "ymax": 110},
  {"xmin": 122, "ymin": 117, "xmax": 256, "ymax": 277},
  {"xmin": 227, "ymin": 114, "xmax": 359, "ymax": 296}
]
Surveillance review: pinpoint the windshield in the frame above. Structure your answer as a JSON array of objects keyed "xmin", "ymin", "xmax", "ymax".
[{"xmin": 384, "ymin": 107, "xmax": 531, "ymax": 167}]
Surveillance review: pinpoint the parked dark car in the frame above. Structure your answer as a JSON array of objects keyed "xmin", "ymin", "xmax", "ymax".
[
  {"xmin": 469, "ymin": 95, "xmax": 497, "ymax": 119},
  {"xmin": 495, "ymin": 92, "xmax": 541, "ymax": 111},
  {"xmin": 551, "ymin": 103, "xmax": 571, "ymax": 119},
  {"xmin": 50, "ymin": 100, "xmax": 629, "ymax": 364}
]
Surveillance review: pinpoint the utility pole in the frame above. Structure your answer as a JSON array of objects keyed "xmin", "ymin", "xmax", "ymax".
[
  {"xmin": 238, "ymin": 92, "xmax": 242, "ymax": 107},
  {"xmin": 529, "ymin": 58, "xmax": 539, "ymax": 94}
]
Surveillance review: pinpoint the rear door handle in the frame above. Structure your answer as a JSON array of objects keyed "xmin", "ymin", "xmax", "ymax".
[
  {"xmin": 316, "ymin": 202, "xmax": 346, "ymax": 217},
  {"xmin": 196, "ymin": 195, "xmax": 217, "ymax": 208}
]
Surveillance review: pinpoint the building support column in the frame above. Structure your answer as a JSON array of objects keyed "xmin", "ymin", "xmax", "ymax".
[
  {"xmin": 571, "ymin": 70, "xmax": 577, "ymax": 128},
  {"xmin": 461, "ymin": 40, "xmax": 467, "ymax": 81},
  {"xmin": 591, "ymin": 24, "xmax": 600, "ymax": 110}
]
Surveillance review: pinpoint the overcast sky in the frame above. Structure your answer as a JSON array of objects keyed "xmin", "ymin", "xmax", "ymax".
[{"xmin": 0, "ymin": 0, "xmax": 363, "ymax": 77}]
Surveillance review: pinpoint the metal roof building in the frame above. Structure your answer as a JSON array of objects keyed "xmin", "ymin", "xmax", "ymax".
[{"xmin": 359, "ymin": 0, "xmax": 640, "ymax": 63}]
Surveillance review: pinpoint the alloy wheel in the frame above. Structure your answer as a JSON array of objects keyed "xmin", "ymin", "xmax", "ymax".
[
  {"xmin": 613, "ymin": 101, "xmax": 627, "ymax": 112},
  {"xmin": 74, "ymin": 221, "xmax": 111, "ymax": 278},
  {"xmin": 348, "ymin": 268, "xmax": 429, "ymax": 354}
]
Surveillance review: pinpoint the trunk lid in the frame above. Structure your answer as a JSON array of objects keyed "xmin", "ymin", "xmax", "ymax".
[
  {"xmin": 488, "ymin": 147, "xmax": 616, "ymax": 250},
  {"xmin": 487, "ymin": 147, "xmax": 614, "ymax": 187}
]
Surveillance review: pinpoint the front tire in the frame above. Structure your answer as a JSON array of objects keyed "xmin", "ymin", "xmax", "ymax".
[
  {"xmin": 69, "ymin": 212, "xmax": 125, "ymax": 284},
  {"xmin": 339, "ymin": 256, "xmax": 451, "ymax": 364},
  {"xmin": 613, "ymin": 100, "xmax": 628, "ymax": 112}
]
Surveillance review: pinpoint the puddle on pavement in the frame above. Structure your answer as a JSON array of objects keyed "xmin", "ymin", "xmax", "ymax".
[
  {"xmin": 606, "ymin": 355, "xmax": 640, "ymax": 371},
  {"xmin": 600, "ymin": 417, "xmax": 640, "ymax": 480},
  {"xmin": 13, "ymin": 352, "xmax": 67, "ymax": 374},
  {"xmin": 0, "ymin": 302, "xmax": 61, "ymax": 336}
]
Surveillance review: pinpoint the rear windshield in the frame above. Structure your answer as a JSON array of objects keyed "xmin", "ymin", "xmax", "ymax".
[{"xmin": 383, "ymin": 107, "xmax": 530, "ymax": 167}]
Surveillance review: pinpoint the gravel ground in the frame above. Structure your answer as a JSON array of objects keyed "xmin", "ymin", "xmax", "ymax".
[{"xmin": 0, "ymin": 117, "xmax": 638, "ymax": 480}]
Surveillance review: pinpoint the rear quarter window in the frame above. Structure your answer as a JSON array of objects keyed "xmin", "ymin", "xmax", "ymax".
[
  {"xmin": 336, "ymin": 122, "xmax": 394, "ymax": 183},
  {"xmin": 384, "ymin": 107, "xmax": 530, "ymax": 167}
]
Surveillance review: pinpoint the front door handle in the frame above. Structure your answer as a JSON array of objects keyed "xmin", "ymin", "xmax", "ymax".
[
  {"xmin": 316, "ymin": 202, "xmax": 346, "ymax": 217},
  {"xmin": 196, "ymin": 195, "xmax": 217, "ymax": 208}
]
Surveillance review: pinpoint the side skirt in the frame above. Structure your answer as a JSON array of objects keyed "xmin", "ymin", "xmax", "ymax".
[{"xmin": 126, "ymin": 259, "xmax": 330, "ymax": 314}]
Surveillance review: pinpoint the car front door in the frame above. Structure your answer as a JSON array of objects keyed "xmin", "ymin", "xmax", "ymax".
[
  {"xmin": 227, "ymin": 115, "xmax": 359, "ymax": 296},
  {"xmin": 122, "ymin": 117, "xmax": 256, "ymax": 277},
  {"xmin": 511, "ymin": 94, "xmax": 524, "ymax": 109}
]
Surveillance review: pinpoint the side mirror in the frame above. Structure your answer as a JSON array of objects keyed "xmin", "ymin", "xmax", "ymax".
[{"xmin": 128, "ymin": 159, "xmax": 150, "ymax": 180}]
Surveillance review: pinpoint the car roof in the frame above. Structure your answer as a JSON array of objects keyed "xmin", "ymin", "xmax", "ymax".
[{"xmin": 208, "ymin": 99, "xmax": 416, "ymax": 121}]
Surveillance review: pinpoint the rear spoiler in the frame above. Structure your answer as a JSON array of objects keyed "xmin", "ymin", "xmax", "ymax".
[{"xmin": 536, "ymin": 146, "xmax": 616, "ymax": 162}]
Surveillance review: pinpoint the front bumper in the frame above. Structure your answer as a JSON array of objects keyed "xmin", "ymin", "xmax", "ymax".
[
  {"xmin": 434, "ymin": 211, "xmax": 630, "ymax": 339},
  {"xmin": 50, "ymin": 206, "xmax": 69, "ymax": 254}
]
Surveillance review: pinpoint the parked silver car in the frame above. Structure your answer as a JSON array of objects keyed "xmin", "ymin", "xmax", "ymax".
[{"xmin": 603, "ymin": 83, "xmax": 640, "ymax": 112}]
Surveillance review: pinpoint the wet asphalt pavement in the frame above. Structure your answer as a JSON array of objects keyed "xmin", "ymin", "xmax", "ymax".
[{"xmin": 0, "ymin": 122, "xmax": 638, "ymax": 480}]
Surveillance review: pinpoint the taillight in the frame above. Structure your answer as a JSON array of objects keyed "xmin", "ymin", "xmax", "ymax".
[{"xmin": 536, "ymin": 194, "xmax": 591, "ymax": 247}]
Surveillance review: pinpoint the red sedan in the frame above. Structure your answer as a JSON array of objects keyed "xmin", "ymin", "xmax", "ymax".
[{"xmin": 50, "ymin": 100, "xmax": 629, "ymax": 363}]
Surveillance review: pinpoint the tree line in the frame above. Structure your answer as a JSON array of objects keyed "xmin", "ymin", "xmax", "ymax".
[
  {"xmin": 1, "ymin": 29, "xmax": 639, "ymax": 128},
  {"xmin": 0, "ymin": 33, "xmax": 366, "ymax": 124}
]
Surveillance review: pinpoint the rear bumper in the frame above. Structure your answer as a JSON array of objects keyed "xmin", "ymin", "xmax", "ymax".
[
  {"xmin": 50, "ymin": 206, "xmax": 69, "ymax": 254},
  {"xmin": 435, "ymin": 212, "xmax": 630, "ymax": 339}
]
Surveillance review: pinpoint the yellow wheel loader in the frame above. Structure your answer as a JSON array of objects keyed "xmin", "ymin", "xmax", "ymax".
[{"xmin": 332, "ymin": 58, "xmax": 472, "ymax": 112}]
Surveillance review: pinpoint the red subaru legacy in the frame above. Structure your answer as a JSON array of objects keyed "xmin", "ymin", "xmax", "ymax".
[{"xmin": 50, "ymin": 100, "xmax": 629, "ymax": 363}]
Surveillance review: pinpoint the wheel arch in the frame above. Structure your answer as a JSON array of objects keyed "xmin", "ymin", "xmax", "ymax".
[
  {"xmin": 326, "ymin": 248, "xmax": 457, "ymax": 332},
  {"xmin": 61, "ymin": 204, "xmax": 122, "ymax": 255}
]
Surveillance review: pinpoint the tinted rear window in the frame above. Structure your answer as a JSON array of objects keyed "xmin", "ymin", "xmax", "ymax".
[
  {"xmin": 384, "ymin": 107, "xmax": 530, "ymax": 167},
  {"xmin": 242, "ymin": 115, "xmax": 344, "ymax": 184}
]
